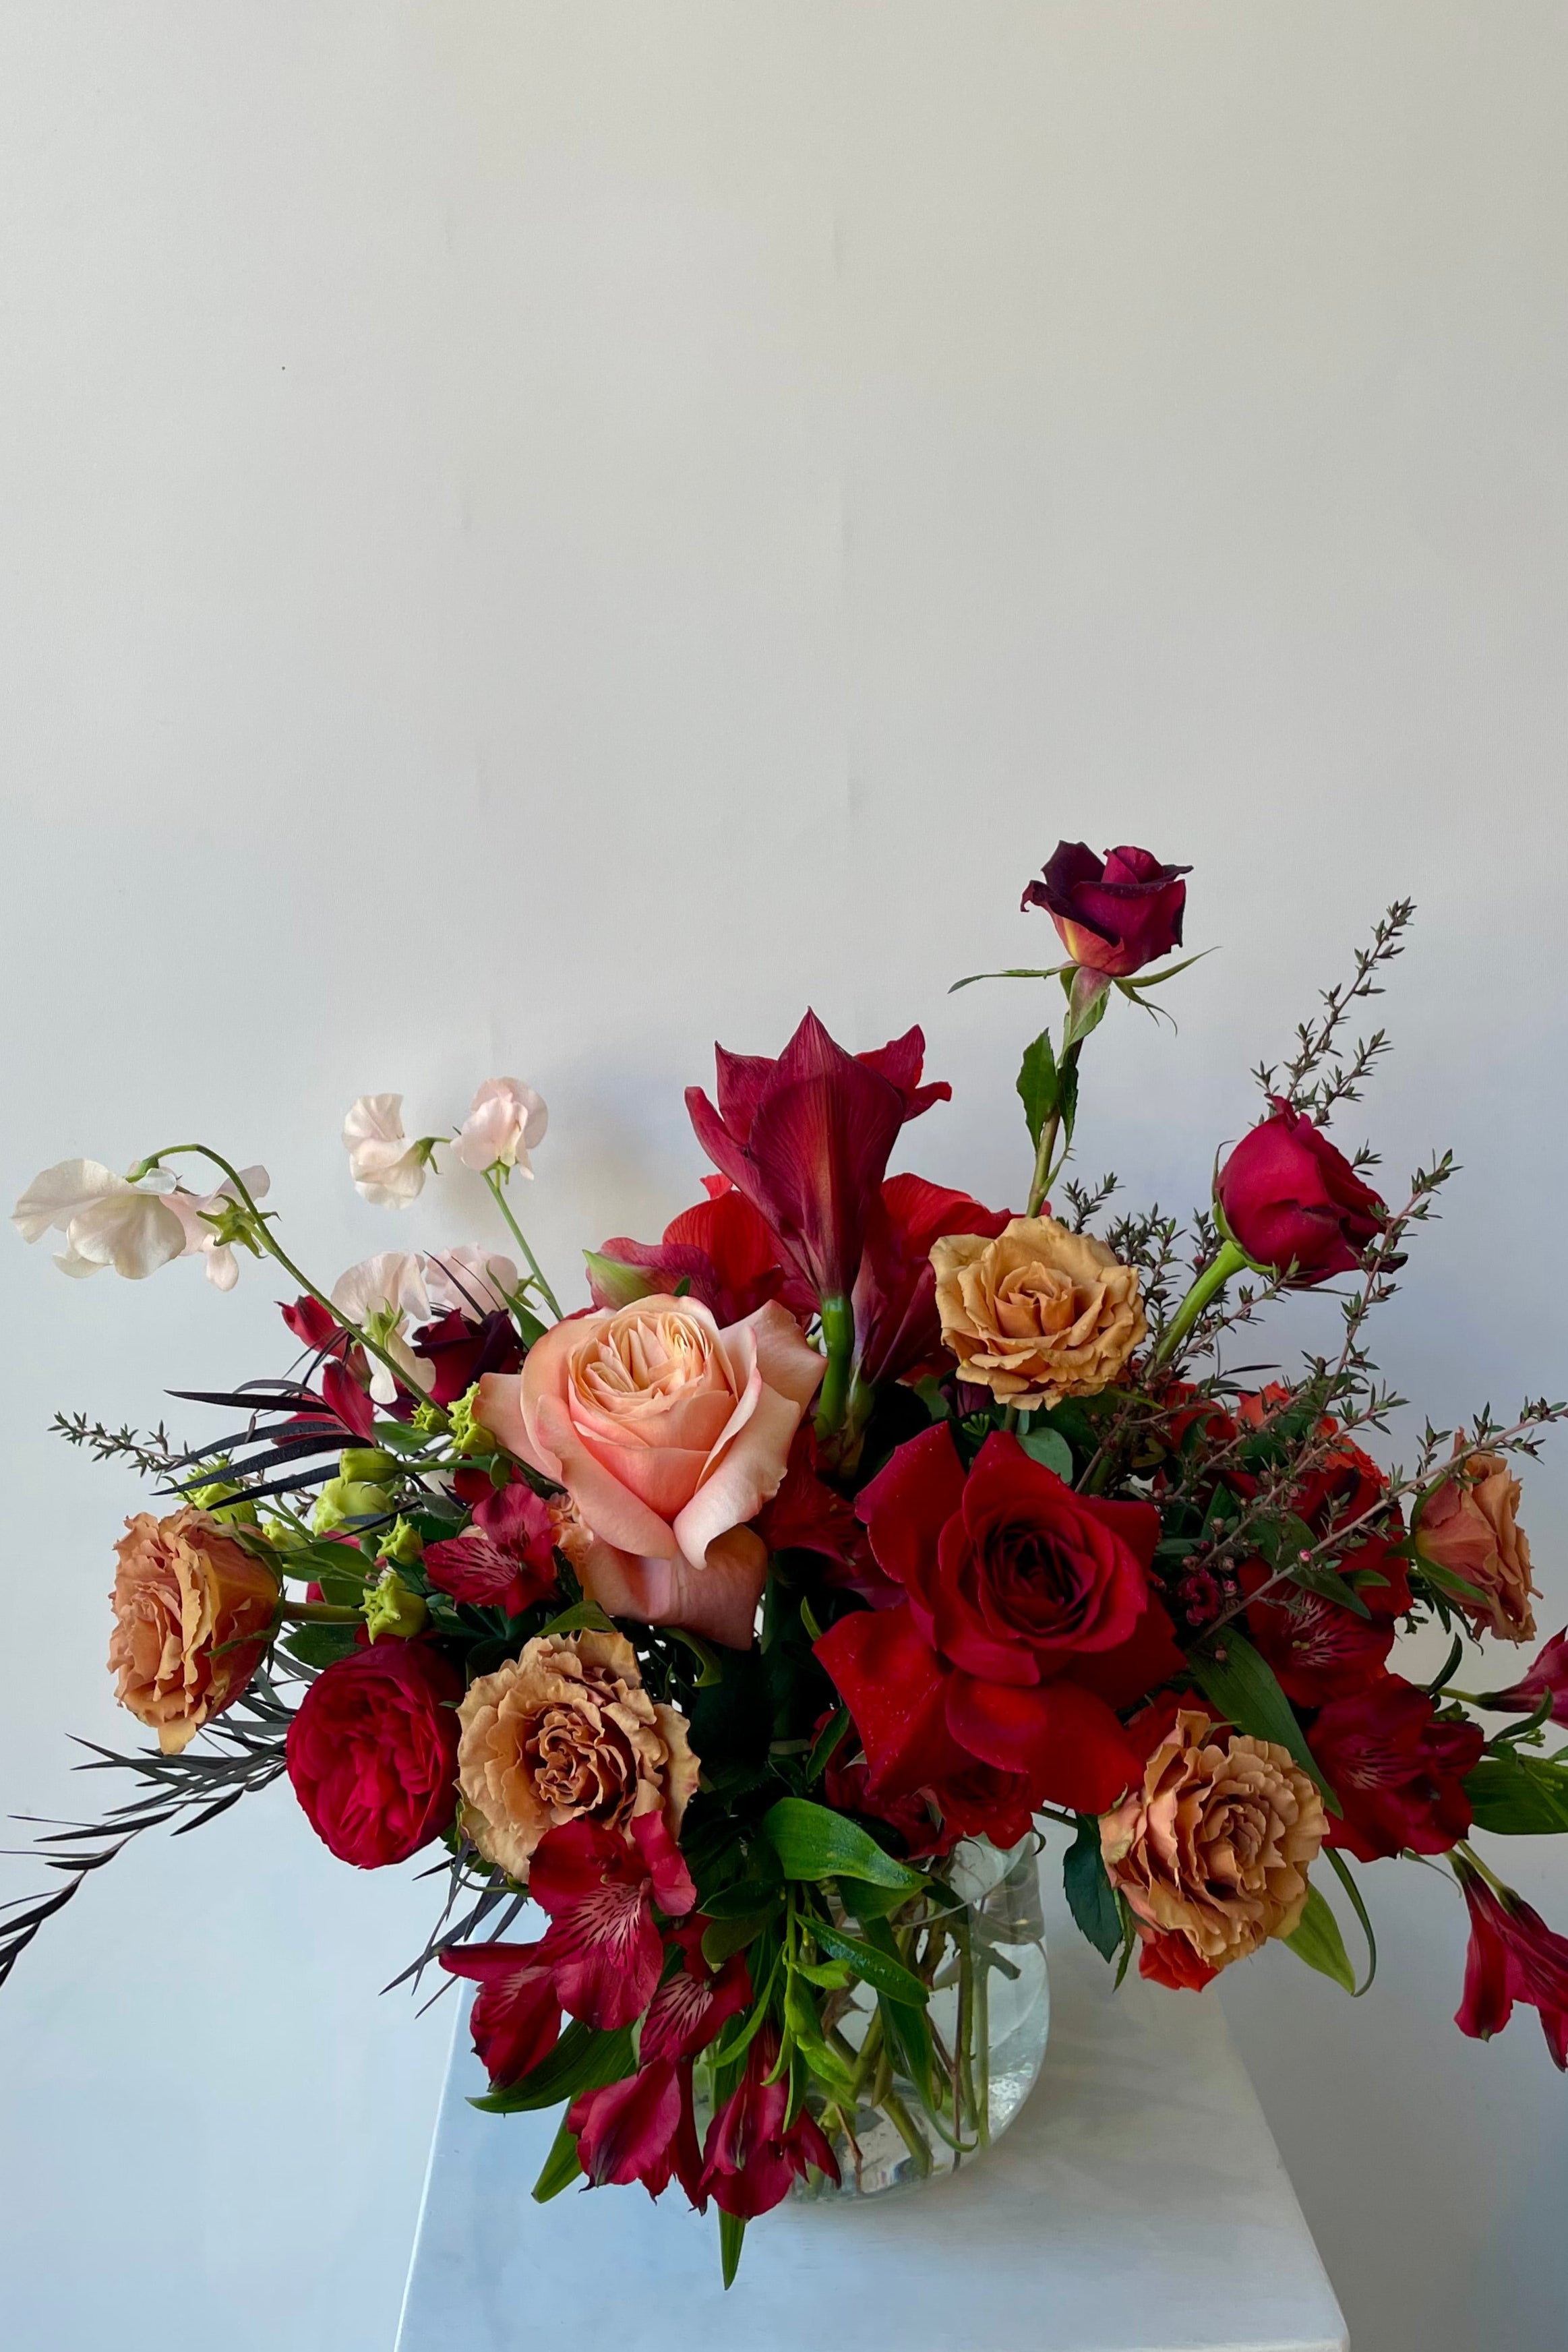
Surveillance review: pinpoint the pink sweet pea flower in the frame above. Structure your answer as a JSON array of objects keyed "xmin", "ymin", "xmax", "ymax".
[{"xmin": 455, "ymin": 1078, "xmax": 548, "ymax": 1176}]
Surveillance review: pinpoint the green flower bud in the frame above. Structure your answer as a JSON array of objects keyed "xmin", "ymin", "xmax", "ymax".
[
  {"xmin": 312, "ymin": 1476, "xmax": 392, "ymax": 1534},
  {"xmin": 362, "ymin": 1564, "xmax": 429, "ymax": 1644},
  {"xmin": 186, "ymin": 1475, "xmax": 258, "ymax": 1526},
  {"xmin": 340, "ymin": 1447, "xmax": 400, "ymax": 1485},
  {"xmin": 448, "ymin": 1385, "xmax": 497, "ymax": 1458},
  {"xmin": 377, "ymin": 1515, "xmax": 425, "ymax": 1567}
]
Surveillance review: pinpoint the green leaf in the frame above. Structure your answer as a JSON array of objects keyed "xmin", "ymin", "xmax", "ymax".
[
  {"xmin": 835, "ymin": 1875, "xmax": 910, "ymax": 1919},
  {"xmin": 701, "ymin": 1912, "xmax": 769, "ymax": 1966},
  {"xmin": 535, "ymin": 1597, "xmax": 618, "ymax": 1641},
  {"xmin": 792, "ymin": 1957, "xmax": 853, "ymax": 1990},
  {"xmin": 1116, "ymin": 948, "xmax": 1215, "ymax": 992},
  {"xmin": 665, "ymin": 1627, "xmax": 725, "ymax": 1686},
  {"xmin": 581, "ymin": 1250, "xmax": 660, "ymax": 1308},
  {"xmin": 1062, "ymin": 1814, "xmax": 1122, "ymax": 1962},
  {"xmin": 1188, "ymin": 1629, "xmax": 1341, "ymax": 1815},
  {"xmin": 1324, "ymin": 1846, "xmax": 1377, "ymax": 1994},
  {"xmin": 810, "ymin": 1918, "xmax": 930, "ymax": 2006},
  {"xmin": 701, "ymin": 1877, "xmax": 785, "ymax": 1922},
  {"xmin": 947, "ymin": 965, "xmax": 1066, "ymax": 994},
  {"xmin": 1413, "ymin": 1555, "xmax": 1492, "ymax": 1613},
  {"xmin": 1465, "ymin": 1751, "xmax": 1568, "ymax": 1836},
  {"xmin": 531, "ymin": 2117, "xmax": 584, "ymax": 2202},
  {"xmin": 719, "ymin": 2209, "xmax": 746, "ymax": 2291},
  {"xmin": 1018, "ymin": 1424, "xmax": 1075, "ymax": 1482},
  {"xmin": 1283, "ymin": 1882, "xmax": 1356, "ymax": 1993},
  {"xmin": 1061, "ymin": 968, "xmax": 1112, "ymax": 1052},
  {"xmin": 1016, "ymin": 1029, "xmax": 1058, "ymax": 1153},
  {"xmin": 761, "ymin": 1798, "xmax": 927, "ymax": 1892},
  {"xmin": 280, "ymin": 1623, "xmax": 360, "ymax": 1669},
  {"xmin": 470, "ymin": 2022, "xmax": 636, "ymax": 2114},
  {"xmin": 792, "ymin": 2033, "xmax": 857, "ymax": 2099},
  {"xmin": 805, "ymin": 1706, "xmax": 851, "ymax": 1784}
]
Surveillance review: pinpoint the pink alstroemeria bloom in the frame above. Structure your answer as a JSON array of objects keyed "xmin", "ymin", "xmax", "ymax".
[
  {"xmin": 530, "ymin": 1812, "xmax": 696, "ymax": 2032},
  {"xmin": 1453, "ymin": 1856, "xmax": 1568, "ymax": 2070},
  {"xmin": 438, "ymin": 1939, "xmax": 562, "ymax": 2088},
  {"xmin": 685, "ymin": 1011, "xmax": 950, "ymax": 1306}
]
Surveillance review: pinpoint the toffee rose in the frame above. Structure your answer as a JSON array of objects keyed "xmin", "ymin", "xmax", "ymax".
[
  {"xmin": 1415, "ymin": 1443, "xmax": 1538, "ymax": 1644},
  {"xmin": 456, "ymin": 1629, "xmax": 698, "ymax": 1883},
  {"xmin": 287, "ymin": 1641, "xmax": 463, "ymax": 1866},
  {"xmin": 477, "ymin": 1296, "xmax": 823, "ymax": 1650},
  {"xmin": 1100, "ymin": 1708, "xmax": 1326, "ymax": 1976},
  {"xmin": 109, "ymin": 1508, "xmax": 278, "ymax": 1755},
  {"xmin": 930, "ymin": 1215, "xmax": 1145, "ymax": 1410}
]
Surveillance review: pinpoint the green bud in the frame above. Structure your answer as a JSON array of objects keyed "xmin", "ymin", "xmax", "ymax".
[
  {"xmin": 377, "ymin": 1515, "xmax": 425, "ymax": 1567},
  {"xmin": 582, "ymin": 1250, "xmax": 659, "ymax": 1310},
  {"xmin": 448, "ymin": 1385, "xmax": 497, "ymax": 1459},
  {"xmin": 312, "ymin": 1476, "xmax": 392, "ymax": 1534},
  {"xmin": 412, "ymin": 1400, "xmax": 446, "ymax": 1434},
  {"xmin": 340, "ymin": 1447, "xmax": 400, "ymax": 1485},
  {"xmin": 186, "ymin": 1474, "xmax": 258, "ymax": 1526},
  {"xmin": 363, "ymin": 1564, "xmax": 429, "ymax": 1644}
]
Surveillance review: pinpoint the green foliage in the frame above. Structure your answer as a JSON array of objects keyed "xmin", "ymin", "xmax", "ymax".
[
  {"xmin": 809, "ymin": 1919, "xmax": 930, "ymax": 2006},
  {"xmin": 1465, "ymin": 1751, "xmax": 1568, "ymax": 1836},
  {"xmin": 1063, "ymin": 1815, "xmax": 1122, "ymax": 1962},
  {"xmin": 719, "ymin": 2211, "xmax": 746, "ymax": 2291},
  {"xmin": 760, "ymin": 1799, "xmax": 926, "ymax": 1892},
  {"xmin": 1017, "ymin": 1029, "xmax": 1058, "ymax": 1153},
  {"xmin": 1188, "ymin": 1630, "xmax": 1341, "ymax": 1815},
  {"xmin": 1283, "ymin": 1883, "xmax": 1356, "ymax": 1994},
  {"xmin": 531, "ymin": 2117, "xmax": 584, "ymax": 2203},
  {"xmin": 470, "ymin": 2022, "xmax": 636, "ymax": 2114},
  {"xmin": 1018, "ymin": 1424, "xmax": 1075, "ymax": 1482}
]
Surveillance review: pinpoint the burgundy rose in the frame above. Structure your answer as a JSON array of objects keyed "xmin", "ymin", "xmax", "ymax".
[
  {"xmin": 286, "ymin": 1641, "xmax": 462, "ymax": 1867},
  {"xmin": 1216, "ymin": 1101, "xmax": 1386, "ymax": 1284},
  {"xmin": 814, "ymin": 1428, "xmax": 1184, "ymax": 1816},
  {"xmin": 851, "ymin": 1173, "xmax": 1011, "ymax": 1389},
  {"xmin": 1021, "ymin": 841, "xmax": 1190, "ymax": 978},
  {"xmin": 699, "ymin": 2026, "xmax": 840, "ymax": 2217},
  {"xmin": 411, "ymin": 1306, "xmax": 522, "ymax": 1406},
  {"xmin": 589, "ymin": 1177, "xmax": 814, "ymax": 1327},
  {"xmin": 1308, "ymin": 1677, "xmax": 1482, "ymax": 1863},
  {"xmin": 438, "ymin": 1939, "xmax": 562, "ymax": 2086},
  {"xmin": 1453, "ymin": 1855, "xmax": 1568, "ymax": 2070},
  {"xmin": 686, "ymin": 1011, "xmax": 950, "ymax": 1306}
]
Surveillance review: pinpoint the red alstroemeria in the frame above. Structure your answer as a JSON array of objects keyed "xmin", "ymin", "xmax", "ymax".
[
  {"xmin": 851, "ymin": 1174, "xmax": 1011, "ymax": 1389},
  {"xmin": 423, "ymin": 1476, "xmax": 559, "ymax": 1618},
  {"xmin": 686, "ymin": 1011, "xmax": 950, "ymax": 1306},
  {"xmin": 411, "ymin": 1306, "xmax": 522, "ymax": 1407},
  {"xmin": 568, "ymin": 2057, "xmax": 704, "ymax": 2202},
  {"xmin": 815, "ymin": 1428, "xmax": 1184, "ymax": 1817},
  {"xmin": 1308, "ymin": 1677, "xmax": 1482, "ymax": 1863},
  {"xmin": 1242, "ymin": 1534, "xmax": 1409, "ymax": 1706},
  {"xmin": 699, "ymin": 2027, "xmax": 841, "ymax": 2217},
  {"xmin": 281, "ymin": 1294, "xmax": 353, "ymax": 1359},
  {"xmin": 1471, "ymin": 1627, "xmax": 1568, "ymax": 1729},
  {"xmin": 589, "ymin": 1177, "xmax": 814, "ymax": 1327},
  {"xmin": 531, "ymin": 1812, "xmax": 696, "ymax": 2031},
  {"xmin": 438, "ymin": 1939, "xmax": 562, "ymax": 2087},
  {"xmin": 1453, "ymin": 1856, "xmax": 1568, "ymax": 2070},
  {"xmin": 640, "ymin": 1925, "xmax": 754, "ymax": 2064}
]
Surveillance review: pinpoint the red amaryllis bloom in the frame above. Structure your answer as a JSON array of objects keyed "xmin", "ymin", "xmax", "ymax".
[
  {"xmin": 423, "ymin": 1477, "xmax": 559, "ymax": 1618},
  {"xmin": 1021, "ymin": 841, "xmax": 1190, "ymax": 978},
  {"xmin": 1242, "ymin": 1535, "xmax": 1409, "ymax": 1706},
  {"xmin": 1217, "ymin": 1101, "xmax": 1386, "ymax": 1285},
  {"xmin": 1453, "ymin": 1856, "xmax": 1568, "ymax": 2070},
  {"xmin": 411, "ymin": 1306, "xmax": 522, "ymax": 1407},
  {"xmin": 815, "ymin": 1428, "xmax": 1183, "ymax": 1816},
  {"xmin": 530, "ymin": 1811, "xmax": 696, "ymax": 2031},
  {"xmin": 286, "ymin": 1641, "xmax": 462, "ymax": 1867},
  {"xmin": 1308, "ymin": 1677, "xmax": 1483, "ymax": 1863},
  {"xmin": 589, "ymin": 1177, "xmax": 814, "ymax": 1327},
  {"xmin": 686, "ymin": 1011, "xmax": 950, "ymax": 1305},
  {"xmin": 438, "ymin": 1939, "xmax": 562, "ymax": 2087},
  {"xmin": 1472, "ymin": 1628, "xmax": 1568, "ymax": 1728},
  {"xmin": 700, "ymin": 2027, "xmax": 841, "ymax": 2217},
  {"xmin": 851, "ymin": 1174, "xmax": 1011, "ymax": 1388}
]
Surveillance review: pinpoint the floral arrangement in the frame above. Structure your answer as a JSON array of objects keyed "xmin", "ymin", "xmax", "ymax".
[{"xmin": 9, "ymin": 843, "xmax": 1568, "ymax": 2283}]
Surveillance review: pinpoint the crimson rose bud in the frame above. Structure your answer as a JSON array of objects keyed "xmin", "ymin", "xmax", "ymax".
[
  {"xmin": 287, "ymin": 1640, "xmax": 462, "ymax": 1866},
  {"xmin": 1216, "ymin": 1099, "xmax": 1385, "ymax": 1284},
  {"xmin": 1021, "ymin": 841, "xmax": 1190, "ymax": 978}
]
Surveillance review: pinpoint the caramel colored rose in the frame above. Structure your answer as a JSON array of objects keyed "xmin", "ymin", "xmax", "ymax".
[
  {"xmin": 930, "ymin": 1215, "xmax": 1146, "ymax": 1410},
  {"xmin": 109, "ymin": 1508, "xmax": 280, "ymax": 1755},
  {"xmin": 1416, "ymin": 1443, "xmax": 1538, "ymax": 1645},
  {"xmin": 456, "ymin": 1628, "xmax": 698, "ymax": 1883},
  {"xmin": 1099, "ymin": 1709, "xmax": 1325, "ymax": 1974}
]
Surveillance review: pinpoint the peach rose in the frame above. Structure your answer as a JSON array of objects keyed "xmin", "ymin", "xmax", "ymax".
[
  {"xmin": 109, "ymin": 1509, "xmax": 280, "ymax": 1755},
  {"xmin": 478, "ymin": 1297, "xmax": 822, "ymax": 1649},
  {"xmin": 1099, "ymin": 1709, "xmax": 1325, "ymax": 1975},
  {"xmin": 930, "ymin": 1215, "xmax": 1146, "ymax": 1410},
  {"xmin": 1416, "ymin": 1442, "xmax": 1538, "ymax": 1645},
  {"xmin": 456, "ymin": 1628, "xmax": 698, "ymax": 1882}
]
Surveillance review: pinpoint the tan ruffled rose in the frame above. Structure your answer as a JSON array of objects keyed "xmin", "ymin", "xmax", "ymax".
[
  {"xmin": 456, "ymin": 1628, "xmax": 698, "ymax": 1883},
  {"xmin": 109, "ymin": 1508, "xmax": 280, "ymax": 1755},
  {"xmin": 1416, "ymin": 1443, "xmax": 1538, "ymax": 1645},
  {"xmin": 1099, "ymin": 1709, "xmax": 1326, "ymax": 1974},
  {"xmin": 930, "ymin": 1215, "xmax": 1146, "ymax": 1410}
]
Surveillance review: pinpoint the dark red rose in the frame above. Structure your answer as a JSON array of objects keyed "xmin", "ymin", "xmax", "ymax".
[
  {"xmin": 815, "ymin": 1428, "xmax": 1184, "ymax": 1816},
  {"xmin": 851, "ymin": 1174, "xmax": 1011, "ymax": 1389},
  {"xmin": 423, "ymin": 1477, "xmax": 559, "ymax": 1618},
  {"xmin": 589, "ymin": 1176, "xmax": 814, "ymax": 1327},
  {"xmin": 1216, "ymin": 1101, "xmax": 1386, "ymax": 1284},
  {"xmin": 1242, "ymin": 1535, "xmax": 1409, "ymax": 1705},
  {"xmin": 1021, "ymin": 841, "xmax": 1190, "ymax": 979},
  {"xmin": 1453, "ymin": 1855, "xmax": 1568, "ymax": 2070},
  {"xmin": 700, "ymin": 2026, "xmax": 840, "ymax": 2217},
  {"xmin": 411, "ymin": 1306, "xmax": 522, "ymax": 1406},
  {"xmin": 820, "ymin": 1714, "xmax": 1036, "ymax": 1858},
  {"xmin": 686, "ymin": 1011, "xmax": 949, "ymax": 1304},
  {"xmin": 286, "ymin": 1641, "xmax": 462, "ymax": 1867},
  {"xmin": 438, "ymin": 1939, "xmax": 562, "ymax": 2086},
  {"xmin": 1470, "ymin": 1627, "xmax": 1568, "ymax": 1728},
  {"xmin": 1308, "ymin": 1677, "xmax": 1482, "ymax": 1863}
]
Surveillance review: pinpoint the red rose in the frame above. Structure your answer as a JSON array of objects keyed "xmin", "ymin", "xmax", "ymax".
[
  {"xmin": 814, "ymin": 1428, "xmax": 1183, "ymax": 1815},
  {"xmin": 1216, "ymin": 1100, "xmax": 1385, "ymax": 1284},
  {"xmin": 1308, "ymin": 1676, "xmax": 1482, "ymax": 1863},
  {"xmin": 287, "ymin": 1641, "xmax": 462, "ymax": 1867},
  {"xmin": 1021, "ymin": 841, "xmax": 1190, "ymax": 978}
]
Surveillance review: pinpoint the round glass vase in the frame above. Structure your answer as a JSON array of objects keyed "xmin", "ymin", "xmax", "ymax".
[{"xmin": 798, "ymin": 1833, "xmax": 1049, "ymax": 2200}]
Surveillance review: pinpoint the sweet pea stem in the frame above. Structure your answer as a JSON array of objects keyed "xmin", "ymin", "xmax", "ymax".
[
  {"xmin": 483, "ymin": 1168, "xmax": 564, "ymax": 1320},
  {"xmin": 1147, "ymin": 1238, "xmax": 1248, "ymax": 1374}
]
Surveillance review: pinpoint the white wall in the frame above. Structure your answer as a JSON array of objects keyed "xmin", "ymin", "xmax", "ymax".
[{"xmin": 1, "ymin": 7, "xmax": 1564, "ymax": 2347}]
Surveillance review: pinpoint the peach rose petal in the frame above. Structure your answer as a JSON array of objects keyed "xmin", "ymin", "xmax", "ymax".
[{"xmin": 578, "ymin": 1526, "xmax": 771, "ymax": 1652}]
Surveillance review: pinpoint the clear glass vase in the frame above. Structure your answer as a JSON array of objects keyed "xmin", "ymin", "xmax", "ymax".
[{"xmin": 797, "ymin": 1834, "xmax": 1049, "ymax": 2200}]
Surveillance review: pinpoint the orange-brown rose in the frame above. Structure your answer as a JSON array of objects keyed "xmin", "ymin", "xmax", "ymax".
[
  {"xmin": 1415, "ymin": 1442, "xmax": 1538, "ymax": 1644},
  {"xmin": 930, "ymin": 1215, "xmax": 1145, "ymax": 1410},
  {"xmin": 477, "ymin": 1296, "xmax": 823, "ymax": 1649},
  {"xmin": 1099, "ymin": 1708, "xmax": 1325, "ymax": 1975},
  {"xmin": 456, "ymin": 1628, "xmax": 698, "ymax": 1883},
  {"xmin": 109, "ymin": 1508, "xmax": 279, "ymax": 1755}
]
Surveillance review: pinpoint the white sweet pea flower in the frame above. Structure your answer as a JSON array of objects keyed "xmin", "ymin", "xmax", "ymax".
[
  {"xmin": 425, "ymin": 1246, "xmax": 520, "ymax": 1321},
  {"xmin": 162, "ymin": 1166, "xmax": 271, "ymax": 1291},
  {"xmin": 454, "ymin": 1078, "xmax": 548, "ymax": 1176},
  {"xmin": 330, "ymin": 1251, "xmax": 436, "ymax": 1404},
  {"xmin": 12, "ymin": 1159, "xmax": 187, "ymax": 1280},
  {"xmin": 342, "ymin": 1094, "xmax": 433, "ymax": 1207}
]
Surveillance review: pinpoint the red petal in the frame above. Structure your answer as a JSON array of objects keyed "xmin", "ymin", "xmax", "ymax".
[
  {"xmin": 632, "ymin": 1809, "xmax": 696, "ymax": 1917},
  {"xmin": 438, "ymin": 1941, "xmax": 562, "ymax": 2087},
  {"xmin": 528, "ymin": 1818, "xmax": 632, "ymax": 1917},
  {"xmin": 855, "ymin": 1423, "xmax": 967, "ymax": 1598},
  {"xmin": 944, "ymin": 1674, "xmax": 1141, "ymax": 1813},
  {"xmin": 814, "ymin": 1602, "xmax": 965, "ymax": 1797},
  {"xmin": 1068, "ymin": 1596, "xmax": 1186, "ymax": 1710},
  {"xmin": 568, "ymin": 2059, "xmax": 683, "ymax": 2192}
]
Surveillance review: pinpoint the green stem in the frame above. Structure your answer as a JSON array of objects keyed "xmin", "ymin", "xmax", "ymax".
[
  {"xmin": 278, "ymin": 1600, "xmax": 363, "ymax": 1623},
  {"xmin": 1148, "ymin": 1237, "xmax": 1248, "ymax": 1374},
  {"xmin": 483, "ymin": 1168, "xmax": 564, "ymax": 1320},
  {"xmin": 814, "ymin": 1295, "xmax": 855, "ymax": 1441}
]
